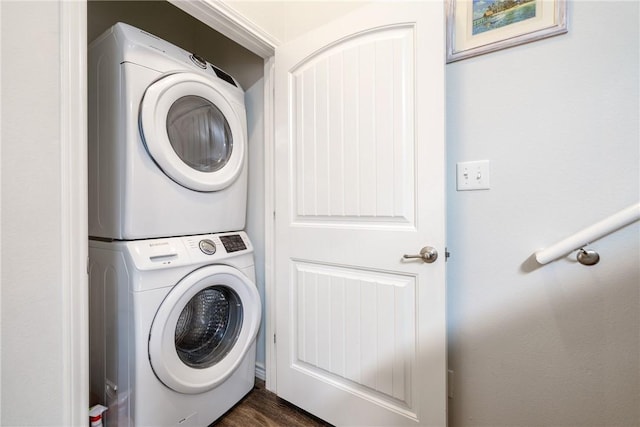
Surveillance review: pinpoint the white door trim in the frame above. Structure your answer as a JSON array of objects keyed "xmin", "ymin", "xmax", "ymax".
[
  {"xmin": 167, "ymin": 0, "xmax": 279, "ymax": 58},
  {"xmin": 262, "ymin": 55, "xmax": 277, "ymax": 392},
  {"xmin": 60, "ymin": 1, "xmax": 88, "ymax": 425},
  {"xmin": 0, "ymin": 3, "xmax": 3, "ymax": 424}
]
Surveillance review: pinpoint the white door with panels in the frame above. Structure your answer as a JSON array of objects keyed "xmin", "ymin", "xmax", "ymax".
[{"xmin": 274, "ymin": 2, "xmax": 446, "ymax": 426}]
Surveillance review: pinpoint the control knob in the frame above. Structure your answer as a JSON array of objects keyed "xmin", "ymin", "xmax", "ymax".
[
  {"xmin": 199, "ymin": 239, "xmax": 216, "ymax": 255},
  {"xmin": 189, "ymin": 53, "xmax": 207, "ymax": 69}
]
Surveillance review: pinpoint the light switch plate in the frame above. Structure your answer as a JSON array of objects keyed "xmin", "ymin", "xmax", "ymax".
[{"xmin": 457, "ymin": 160, "xmax": 490, "ymax": 191}]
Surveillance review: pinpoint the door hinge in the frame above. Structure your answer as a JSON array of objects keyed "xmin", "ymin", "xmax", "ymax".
[
  {"xmin": 445, "ymin": 248, "xmax": 451, "ymax": 262},
  {"xmin": 273, "ymin": 334, "xmax": 276, "ymax": 344}
]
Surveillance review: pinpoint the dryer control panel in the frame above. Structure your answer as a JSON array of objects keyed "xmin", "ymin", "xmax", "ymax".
[{"xmin": 112, "ymin": 22, "xmax": 242, "ymax": 90}]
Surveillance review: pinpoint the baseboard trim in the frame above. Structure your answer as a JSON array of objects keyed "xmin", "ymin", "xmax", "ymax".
[{"xmin": 255, "ymin": 361, "xmax": 266, "ymax": 381}]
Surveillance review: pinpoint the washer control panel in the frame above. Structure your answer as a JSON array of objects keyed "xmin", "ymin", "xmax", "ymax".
[
  {"xmin": 219, "ymin": 234, "xmax": 247, "ymax": 253},
  {"xmin": 126, "ymin": 231, "xmax": 252, "ymax": 270}
]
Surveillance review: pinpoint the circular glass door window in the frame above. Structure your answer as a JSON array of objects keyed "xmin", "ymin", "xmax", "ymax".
[
  {"xmin": 166, "ymin": 95, "xmax": 233, "ymax": 173},
  {"xmin": 139, "ymin": 72, "xmax": 245, "ymax": 192},
  {"xmin": 148, "ymin": 265, "xmax": 261, "ymax": 394},
  {"xmin": 174, "ymin": 285, "xmax": 243, "ymax": 369}
]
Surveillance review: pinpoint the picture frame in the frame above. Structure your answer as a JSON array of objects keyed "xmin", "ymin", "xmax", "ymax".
[{"xmin": 446, "ymin": 0, "xmax": 567, "ymax": 63}]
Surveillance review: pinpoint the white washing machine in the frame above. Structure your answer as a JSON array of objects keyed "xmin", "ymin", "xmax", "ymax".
[
  {"xmin": 89, "ymin": 231, "xmax": 261, "ymax": 427},
  {"xmin": 89, "ymin": 22, "xmax": 248, "ymax": 240}
]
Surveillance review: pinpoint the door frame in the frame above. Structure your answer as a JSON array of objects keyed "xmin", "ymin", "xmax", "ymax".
[
  {"xmin": 68, "ymin": 1, "xmax": 278, "ymax": 424},
  {"xmin": 61, "ymin": 2, "xmax": 89, "ymax": 425}
]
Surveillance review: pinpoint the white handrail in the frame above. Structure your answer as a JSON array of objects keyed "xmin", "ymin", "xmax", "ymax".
[{"xmin": 535, "ymin": 202, "xmax": 640, "ymax": 265}]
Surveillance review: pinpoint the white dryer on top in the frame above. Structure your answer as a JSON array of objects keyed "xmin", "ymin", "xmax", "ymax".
[{"xmin": 89, "ymin": 22, "xmax": 248, "ymax": 240}]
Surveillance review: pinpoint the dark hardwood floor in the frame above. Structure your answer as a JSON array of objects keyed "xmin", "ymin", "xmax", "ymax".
[{"xmin": 212, "ymin": 380, "xmax": 333, "ymax": 427}]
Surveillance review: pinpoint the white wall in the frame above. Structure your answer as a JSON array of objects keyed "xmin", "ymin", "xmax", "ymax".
[
  {"xmin": 1, "ymin": 1, "xmax": 65, "ymax": 425},
  {"xmin": 446, "ymin": 2, "xmax": 639, "ymax": 426}
]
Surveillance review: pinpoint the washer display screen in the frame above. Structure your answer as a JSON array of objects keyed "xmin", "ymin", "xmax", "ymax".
[{"xmin": 220, "ymin": 235, "xmax": 247, "ymax": 253}]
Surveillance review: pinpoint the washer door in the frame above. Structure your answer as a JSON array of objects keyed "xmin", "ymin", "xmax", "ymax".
[
  {"xmin": 139, "ymin": 72, "xmax": 245, "ymax": 192},
  {"xmin": 148, "ymin": 265, "xmax": 260, "ymax": 394}
]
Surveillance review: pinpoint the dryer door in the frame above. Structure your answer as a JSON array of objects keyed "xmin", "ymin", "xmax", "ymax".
[
  {"xmin": 139, "ymin": 72, "xmax": 245, "ymax": 192},
  {"xmin": 148, "ymin": 265, "xmax": 261, "ymax": 394}
]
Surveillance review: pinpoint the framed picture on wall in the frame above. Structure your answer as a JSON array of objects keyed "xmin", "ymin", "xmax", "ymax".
[{"xmin": 446, "ymin": 0, "xmax": 567, "ymax": 63}]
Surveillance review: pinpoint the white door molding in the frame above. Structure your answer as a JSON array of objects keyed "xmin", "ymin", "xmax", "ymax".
[
  {"xmin": 262, "ymin": 55, "xmax": 277, "ymax": 392},
  {"xmin": 168, "ymin": 0, "xmax": 279, "ymax": 59},
  {"xmin": 60, "ymin": 1, "xmax": 88, "ymax": 425}
]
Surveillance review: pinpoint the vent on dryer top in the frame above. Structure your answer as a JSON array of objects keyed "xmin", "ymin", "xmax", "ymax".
[{"xmin": 211, "ymin": 65, "xmax": 237, "ymax": 87}]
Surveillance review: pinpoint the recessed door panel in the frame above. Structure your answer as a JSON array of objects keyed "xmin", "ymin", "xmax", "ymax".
[
  {"xmin": 290, "ymin": 27, "xmax": 415, "ymax": 229},
  {"xmin": 291, "ymin": 261, "xmax": 416, "ymax": 417}
]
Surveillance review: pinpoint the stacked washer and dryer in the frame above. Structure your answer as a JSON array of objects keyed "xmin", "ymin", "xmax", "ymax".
[{"xmin": 88, "ymin": 23, "xmax": 261, "ymax": 427}]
